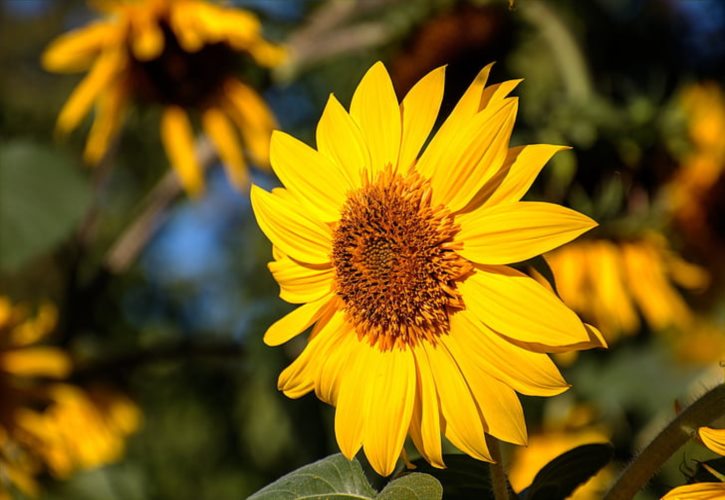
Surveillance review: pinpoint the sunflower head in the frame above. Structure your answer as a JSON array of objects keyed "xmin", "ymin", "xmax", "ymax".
[
  {"xmin": 251, "ymin": 62, "xmax": 605, "ymax": 476},
  {"xmin": 43, "ymin": 0, "xmax": 285, "ymax": 195}
]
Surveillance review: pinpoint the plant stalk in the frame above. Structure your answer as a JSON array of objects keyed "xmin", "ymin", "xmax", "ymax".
[{"xmin": 487, "ymin": 435, "xmax": 511, "ymax": 500}]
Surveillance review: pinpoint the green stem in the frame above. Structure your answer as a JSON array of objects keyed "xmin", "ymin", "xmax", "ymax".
[
  {"xmin": 487, "ymin": 435, "xmax": 511, "ymax": 500},
  {"xmin": 604, "ymin": 383, "xmax": 725, "ymax": 500}
]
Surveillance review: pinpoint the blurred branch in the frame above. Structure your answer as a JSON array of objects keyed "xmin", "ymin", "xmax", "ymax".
[
  {"xmin": 518, "ymin": 0, "xmax": 593, "ymax": 101},
  {"xmin": 104, "ymin": 138, "xmax": 215, "ymax": 273},
  {"xmin": 604, "ymin": 383, "xmax": 725, "ymax": 500},
  {"xmin": 276, "ymin": 0, "xmax": 406, "ymax": 81},
  {"xmin": 75, "ymin": 340, "xmax": 247, "ymax": 379}
]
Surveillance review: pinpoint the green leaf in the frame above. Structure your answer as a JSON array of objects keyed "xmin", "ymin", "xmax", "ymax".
[
  {"xmin": 377, "ymin": 473, "xmax": 442, "ymax": 500},
  {"xmin": 411, "ymin": 454, "xmax": 494, "ymax": 500},
  {"xmin": 0, "ymin": 140, "xmax": 91, "ymax": 271},
  {"xmin": 521, "ymin": 443, "xmax": 613, "ymax": 500},
  {"xmin": 247, "ymin": 454, "xmax": 377, "ymax": 500}
]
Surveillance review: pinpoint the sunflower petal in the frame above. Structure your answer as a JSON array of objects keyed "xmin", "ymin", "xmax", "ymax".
[
  {"xmin": 450, "ymin": 311, "xmax": 569, "ymax": 396},
  {"xmin": 420, "ymin": 99, "xmax": 517, "ymax": 212},
  {"xmin": 202, "ymin": 107, "xmax": 248, "ymax": 189},
  {"xmin": 83, "ymin": 83, "xmax": 126, "ymax": 164},
  {"xmin": 398, "ymin": 66, "xmax": 446, "ymax": 171},
  {"xmin": 422, "ymin": 342, "xmax": 492, "ymax": 461},
  {"xmin": 699, "ymin": 427, "xmax": 725, "ymax": 456},
  {"xmin": 335, "ymin": 337, "xmax": 373, "ymax": 460},
  {"xmin": 268, "ymin": 256, "xmax": 333, "ymax": 304},
  {"xmin": 42, "ymin": 21, "xmax": 113, "ymax": 73},
  {"xmin": 463, "ymin": 145, "xmax": 569, "ymax": 212},
  {"xmin": 223, "ymin": 79, "xmax": 277, "ymax": 168},
  {"xmin": 263, "ymin": 293, "xmax": 333, "ymax": 346},
  {"xmin": 160, "ymin": 106, "xmax": 204, "ymax": 196},
  {"xmin": 409, "ymin": 346, "xmax": 444, "ymax": 468},
  {"xmin": 362, "ymin": 346, "xmax": 416, "ymax": 476},
  {"xmin": 442, "ymin": 334, "xmax": 527, "ymax": 445},
  {"xmin": 349, "ymin": 62, "xmax": 401, "ymax": 174},
  {"xmin": 461, "ymin": 266, "xmax": 591, "ymax": 350},
  {"xmin": 270, "ymin": 131, "xmax": 350, "ymax": 221},
  {"xmin": 316, "ymin": 316, "xmax": 356, "ymax": 405},
  {"xmin": 0, "ymin": 347, "xmax": 71, "ymax": 378},
  {"xmin": 316, "ymin": 94, "xmax": 370, "ymax": 186},
  {"xmin": 250, "ymin": 185, "xmax": 332, "ymax": 265},
  {"xmin": 456, "ymin": 201, "xmax": 597, "ymax": 265},
  {"xmin": 56, "ymin": 50, "xmax": 124, "ymax": 135}
]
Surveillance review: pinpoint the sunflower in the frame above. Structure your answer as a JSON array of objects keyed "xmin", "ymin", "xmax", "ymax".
[
  {"xmin": 662, "ymin": 427, "xmax": 725, "ymax": 499},
  {"xmin": 251, "ymin": 62, "xmax": 605, "ymax": 476},
  {"xmin": 541, "ymin": 235, "xmax": 708, "ymax": 344},
  {"xmin": 43, "ymin": 0, "xmax": 285, "ymax": 195}
]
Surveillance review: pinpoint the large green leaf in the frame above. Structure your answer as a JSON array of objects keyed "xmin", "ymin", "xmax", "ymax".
[
  {"xmin": 247, "ymin": 454, "xmax": 377, "ymax": 500},
  {"xmin": 377, "ymin": 473, "xmax": 442, "ymax": 500},
  {"xmin": 411, "ymin": 454, "xmax": 495, "ymax": 500},
  {"xmin": 520, "ymin": 443, "xmax": 613, "ymax": 500},
  {"xmin": 0, "ymin": 140, "xmax": 91, "ymax": 271}
]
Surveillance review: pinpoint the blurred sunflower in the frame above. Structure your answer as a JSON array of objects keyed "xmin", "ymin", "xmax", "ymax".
[
  {"xmin": 0, "ymin": 296, "xmax": 140, "ymax": 494},
  {"xmin": 541, "ymin": 234, "xmax": 708, "ymax": 343},
  {"xmin": 251, "ymin": 62, "xmax": 605, "ymax": 476},
  {"xmin": 508, "ymin": 405, "xmax": 613, "ymax": 499},
  {"xmin": 666, "ymin": 83, "xmax": 725, "ymax": 265},
  {"xmin": 43, "ymin": 0, "xmax": 285, "ymax": 195},
  {"xmin": 662, "ymin": 427, "xmax": 725, "ymax": 499}
]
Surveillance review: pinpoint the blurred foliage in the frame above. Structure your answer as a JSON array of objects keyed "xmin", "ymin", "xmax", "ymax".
[{"xmin": 0, "ymin": 0, "xmax": 724, "ymax": 498}]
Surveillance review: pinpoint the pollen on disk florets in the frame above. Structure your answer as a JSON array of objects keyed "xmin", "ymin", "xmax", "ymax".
[{"xmin": 331, "ymin": 167, "xmax": 472, "ymax": 351}]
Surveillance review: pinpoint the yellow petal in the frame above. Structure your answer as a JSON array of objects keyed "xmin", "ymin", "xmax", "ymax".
[
  {"xmin": 588, "ymin": 241, "xmax": 639, "ymax": 334},
  {"xmin": 335, "ymin": 334, "xmax": 373, "ymax": 459},
  {"xmin": 250, "ymin": 185, "xmax": 333, "ymax": 265},
  {"xmin": 130, "ymin": 11, "xmax": 164, "ymax": 61},
  {"xmin": 268, "ymin": 256, "xmax": 334, "ymax": 304},
  {"xmin": 202, "ymin": 107, "xmax": 248, "ymax": 190},
  {"xmin": 450, "ymin": 310, "xmax": 569, "ymax": 396},
  {"xmin": 420, "ymin": 99, "xmax": 517, "ymax": 212},
  {"xmin": 460, "ymin": 266, "xmax": 592, "ymax": 350},
  {"xmin": 56, "ymin": 49, "xmax": 124, "ymax": 135},
  {"xmin": 83, "ymin": 83, "xmax": 127, "ymax": 164},
  {"xmin": 479, "ymin": 79, "xmax": 523, "ymax": 110},
  {"xmin": 42, "ymin": 21, "xmax": 113, "ymax": 73},
  {"xmin": 699, "ymin": 427, "xmax": 725, "ymax": 456},
  {"xmin": 0, "ymin": 347, "xmax": 71, "ymax": 378},
  {"xmin": 223, "ymin": 79, "xmax": 277, "ymax": 168},
  {"xmin": 422, "ymin": 341, "xmax": 492, "ymax": 462},
  {"xmin": 270, "ymin": 131, "xmax": 351, "ymax": 222},
  {"xmin": 316, "ymin": 94, "xmax": 370, "ymax": 186},
  {"xmin": 408, "ymin": 346, "xmax": 444, "ymax": 468},
  {"xmin": 278, "ymin": 308, "xmax": 346, "ymax": 398},
  {"xmin": 398, "ymin": 66, "xmax": 446, "ymax": 172},
  {"xmin": 441, "ymin": 334, "xmax": 527, "ymax": 445},
  {"xmin": 263, "ymin": 293, "xmax": 333, "ymax": 346},
  {"xmin": 315, "ymin": 316, "xmax": 357, "ymax": 405},
  {"xmin": 349, "ymin": 62, "xmax": 401, "ymax": 174},
  {"xmin": 160, "ymin": 106, "xmax": 204, "ymax": 196},
  {"xmin": 661, "ymin": 483, "xmax": 725, "ymax": 499},
  {"xmin": 462, "ymin": 145, "xmax": 569, "ymax": 212},
  {"xmin": 362, "ymin": 346, "xmax": 416, "ymax": 476},
  {"xmin": 455, "ymin": 201, "xmax": 597, "ymax": 265}
]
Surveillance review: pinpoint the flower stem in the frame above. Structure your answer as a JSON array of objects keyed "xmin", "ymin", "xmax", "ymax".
[
  {"xmin": 487, "ymin": 435, "xmax": 511, "ymax": 500},
  {"xmin": 604, "ymin": 383, "xmax": 725, "ymax": 500}
]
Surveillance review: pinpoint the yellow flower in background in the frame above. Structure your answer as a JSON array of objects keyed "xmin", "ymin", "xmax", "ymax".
[
  {"xmin": 662, "ymin": 427, "xmax": 725, "ymax": 499},
  {"xmin": 15, "ymin": 384, "xmax": 142, "ymax": 478},
  {"xmin": 508, "ymin": 405, "xmax": 613, "ymax": 500},
  {"xmin": 542, "ymin": 234, "xmax": 708, "ymax": 344},
  {"xmin": 666, "ymin": 83, "xmax": 725, "ymax": 264},
  {"xmin": 0, "ymin": 296, "xmax": 140, "ymax": 494},
  {"xmin": 43, "ymin": 0, "xmax": 285, "ymax": 195},
  {"xmin": 251, "ymin": 62, "xmax": 605, "ymax": 476}
]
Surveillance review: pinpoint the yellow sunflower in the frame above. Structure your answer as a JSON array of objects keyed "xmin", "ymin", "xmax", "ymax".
[
  {"xmin": 662, "ymin": 427, "xmax": 725, "ymax": 499},
  {"xmin": 542, "ymin": 234, "xmax": 708, "ymax": 342},
  {"xmin": 251, "ymin": 62, "xmax": 605, "ymax": 476},
  {"xmin": 43, "ymin": 0, "xmax": 285, "ymax": 195}
]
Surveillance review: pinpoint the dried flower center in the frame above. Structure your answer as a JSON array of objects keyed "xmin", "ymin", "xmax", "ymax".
[
  {"xmin": 332, "ymin": 168, "xmax": 472, "ymax": 351},
  {"xmin": 128, "ymin": 22, "xmax": 239, "ymax": 108}
]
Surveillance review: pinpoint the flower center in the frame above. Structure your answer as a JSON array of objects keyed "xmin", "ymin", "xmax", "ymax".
[
  {"xmin": 331, "ymin": 168, "xmax": 472, "ymax": 351},
  {"xmin": 128, "ymin": 22, "xmax": 239, "ymax": 108}
]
